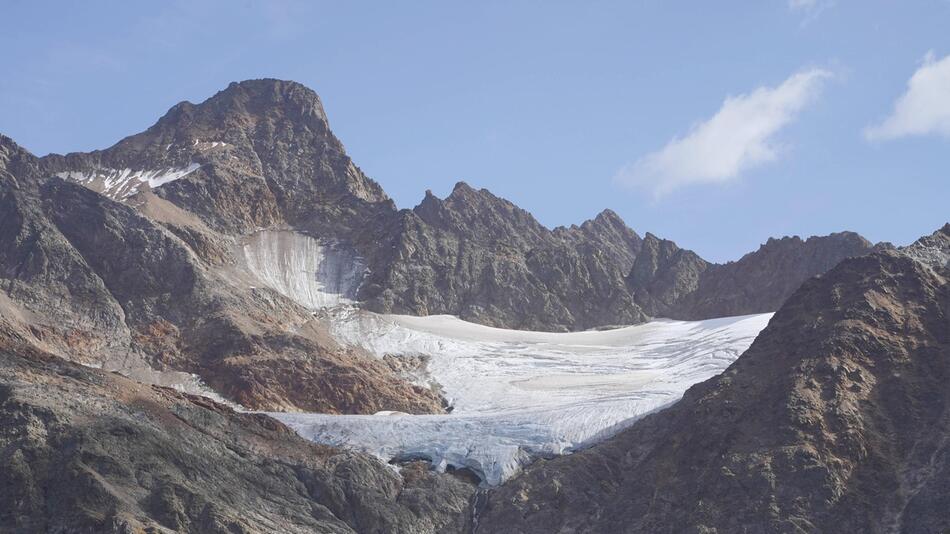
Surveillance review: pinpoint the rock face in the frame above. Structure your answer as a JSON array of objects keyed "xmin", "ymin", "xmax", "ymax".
[
  {"xmin": 0, "ymin": 341, "xmax": 475, "ymax": 533},
  {"xmin": 478, "ymin": 228, "xmax": 949, "ymax": 533},
  {"xmin": 630, "ymin": 230, "xmax": 877, "ymax": 321},
  {"xmin": 41, "ymin": 79, "xmax": 393, "ymax": 238},
  {"xmin": 626, "ymin": 232, "xmax": 709, "ymax": 317},
  {"xmin": 363, "ymin": 184, "xmax": 646, "ymax": 331}
]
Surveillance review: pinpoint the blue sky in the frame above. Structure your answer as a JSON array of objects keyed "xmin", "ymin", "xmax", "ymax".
[{"xmin": 1, "ymin": 1, "xmax": 947, "ymax": 262}]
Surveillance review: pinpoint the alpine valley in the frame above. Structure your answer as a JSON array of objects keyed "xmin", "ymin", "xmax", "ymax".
[{"xmin": 1, "ymin": 79, "xmax": 946, "ymax": 533}]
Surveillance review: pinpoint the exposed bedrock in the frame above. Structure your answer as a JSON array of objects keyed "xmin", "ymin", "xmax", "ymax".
[{"xmin": 0, "ymin": 343, "xmax": 475, "ymax": 534}]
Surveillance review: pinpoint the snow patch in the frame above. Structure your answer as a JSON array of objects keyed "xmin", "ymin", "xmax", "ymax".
[
  {"xmin": 272, "ymin": 310, "xmax": 773, "ymax": 485},
  {"xmin": 56, "ymin": 164, "xmax": 200, "ymax": 201},
  {"xmin": 241, "ymin": 230, "xmax": 366, "ymax": 309}
]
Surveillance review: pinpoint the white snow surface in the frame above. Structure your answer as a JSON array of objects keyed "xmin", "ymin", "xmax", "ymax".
[
  {"xmin": 272, "ymin": 309, "xmax": 772, "ymax": 485},
  {"xmin": 241, "ymin": 230, "xmax": 366, "ymax": 309},
  {"xmin": 56, "ymin": 164, "xmax": 200, "ymax": 200}
]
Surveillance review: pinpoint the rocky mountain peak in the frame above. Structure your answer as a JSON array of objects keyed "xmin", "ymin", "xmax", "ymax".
[
  {"xmin": 36, "ymin": 79, "xmax": 392, "ymax": 234},
  {"xmin": 448, "ymin": 180, "xmax": 477, "ymax": 197},
  {"xmin": 902, "ymin": 222, "xmax": 950, "ymax": 270},
  {"xmin": 627, "ymin": 233, "xmax": 709, "ymax": 316},
  {"xmin": 156, "ymin": 78, "xmax": 329, "ymax": 135},
  {"xmin": 412, "ymin": 181, "xmax": 548, "ymax": 247},
  {"xmin": 0, "ymin": 134, "xmax": 39, "ymax": 186},
  {"xmin": 592, "ymin": 208, "xmax": 623, "ymax": 225}
]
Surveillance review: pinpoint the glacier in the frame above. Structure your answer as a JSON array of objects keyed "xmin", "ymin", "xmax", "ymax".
[
  {"xmin": 272, "ymin": 309, "xmax": 772, "ymax": 486},
  {"xmin": 241, "ymin": 230, "xmax": 366, "ymax": 309}
]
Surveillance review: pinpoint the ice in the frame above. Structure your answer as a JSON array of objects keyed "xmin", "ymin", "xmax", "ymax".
[
  {"xmin": 241, "ymin": 230, "xmax": 366, "ymax": 309},
  {"xmin": 56, "ymin": 163, "xmax": 200, "ymax": 201},
  {"xmin": 272, "ymin": 309, "xmax": 773, "ymax": 485}
]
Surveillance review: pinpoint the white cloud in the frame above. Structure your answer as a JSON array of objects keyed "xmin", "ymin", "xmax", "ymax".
[
  {"xmin": 865, "ymin": 51, "xmax": 950, "ymax": 141},
  {"xmin": 615, "ymin": 68, "xmax": 831, "ymax": 197}
]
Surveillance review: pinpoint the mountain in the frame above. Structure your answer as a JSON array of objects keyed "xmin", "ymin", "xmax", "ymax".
[
  {"xmin": 34, "ymin": 79, "xmax": 649, "ymax": 331},
  {"xmin": 0, "ymin": 78, "xmax": 880, "ymax": 414},
  {"xmin": 629, "ymin": 231, "xmax": 878, "ymax": 321},
  {"xmin": 1, "ymin": 133, "xmax": 442, "ymax": 414},
  {"xmin": 364, "ymin": 183, "xmax": 646, "ymax": 330},
  {"xmin": 477, "ymin": 225, "xmax": 949, "ymax": 532},
  {"xmin": 1, "ymin": 77, "xmax": 944, "ymax": 533},
  {"xmin": 41, "ymin": 79, "xmax": 392, "ymax": 237},
  {"xmin": 27, "ymin": 79, "xmax": 873, "ymax": 333},
  {"xmin": 626, "ymin": 232, "xmax": 710, "ymax": 317}
]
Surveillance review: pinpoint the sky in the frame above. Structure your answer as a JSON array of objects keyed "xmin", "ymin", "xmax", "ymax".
[{"xmin": 1, "ymin": 1, "xmax": 948, "ymax": 263}]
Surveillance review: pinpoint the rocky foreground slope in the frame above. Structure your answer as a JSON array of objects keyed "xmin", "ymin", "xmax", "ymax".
[
  {"xmin": 477, "ymin": 225, "xmax": 949, "ymax": 533},
  {"xmin": 0, "ymin": 340, "xmax": 475, "ymax": 533}
]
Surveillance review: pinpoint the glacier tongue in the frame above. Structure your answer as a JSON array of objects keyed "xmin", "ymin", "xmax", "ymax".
[
  {"xmin": 241, "ymin": 230, "xmax": 366, "ymax": 309},
  {"xmin": 271, "ymin": 310, "xmax": 772, "ymax": 486}
]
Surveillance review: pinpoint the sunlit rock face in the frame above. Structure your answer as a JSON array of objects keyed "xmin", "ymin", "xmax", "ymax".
[{"xmin": 242, "ymin": 230, "xmax": 366, "ymax": 309}]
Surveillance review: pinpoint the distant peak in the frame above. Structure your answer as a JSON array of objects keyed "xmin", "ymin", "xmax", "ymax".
[
  {"xmin": 213, "ymin": 78, "xmax": 326, "ymax": 118},
  {"xmin": 0, "ymin": 134, "xmax": 27, "ymax": 155},
  {"xmin": 446, "ymin": 181, "xmax": 499, "ymax": 204},
  {"xmin": 0, "ymin": 134, "xmax": 35, "ymax": 174},
  {"xmin": 156, "ymin": 78, "xmax": 328, "ymax": 130},
  {"xmin": 596, "ymin": 208, "xmax": 620, "ymax": 220},
  {"xmin": 764, "ymin": 235, "xmax": 802, "ymax": 246},
  {"xmin": 450, "ymin": 181, "xmax": 477, "ymax": 195},
  {"xmin": 589, "ymin": 209, "xmax": 630, "ymax": 229}
]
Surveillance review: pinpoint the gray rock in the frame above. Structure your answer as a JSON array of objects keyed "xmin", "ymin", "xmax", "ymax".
[
  {"xmin": 630, "ymin": 230, "xmax": 877, "ymax": 320},
  {"xmin": 0, "ymin": 342, "xmax": 476, "ymax": 533}
]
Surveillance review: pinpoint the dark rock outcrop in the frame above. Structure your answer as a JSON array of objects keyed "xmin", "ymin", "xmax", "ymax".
[
  {"xmin": 0, "ymin": 342, "xmax": 475, "ymax": 533},
  {"xmin": 478, "ymin": 227, "xmax": 949, "ymax": 533},
  {"xmin": 626, "ymin": 232, "xmax": 709, "ymax": 317},
  {"xmin": 363, "ymin": 183, "xmax": 646, "ymax": 331},
  {"xmin": 630, "ymin": 230, "xmax": 877, "ymax": 320}
]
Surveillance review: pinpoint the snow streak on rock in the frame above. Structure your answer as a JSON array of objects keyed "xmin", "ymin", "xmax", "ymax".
[
  {"xmin": 242, "ymin": 230, "xmax": 366, "ymax": 309},
  {"xmin": 273, "ymin": 310, "xmax": 772, "ymax": 485},
  {"xmin": 56, "ymin": 164, "xmax": 200, "ymax": 200}
]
